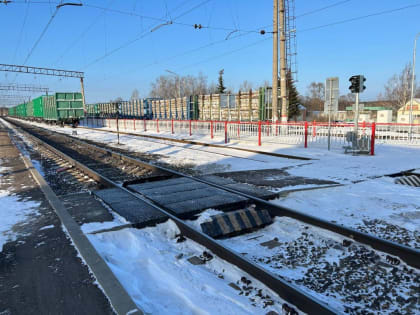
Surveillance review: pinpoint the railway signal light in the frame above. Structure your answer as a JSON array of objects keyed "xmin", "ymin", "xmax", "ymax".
[{"xmin": 349, "ymin": 75, "xmax": 366, "ymax": 93}]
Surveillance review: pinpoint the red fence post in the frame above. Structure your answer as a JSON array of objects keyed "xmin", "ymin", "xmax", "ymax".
[
  {"xmin": 224, "ymin": 121, "xmax": 228, "ymax": 143},
  {"xmin": 370, "ymin": 122, "xmax": 376, "ymax": 155},
  {"xmin": 312, "ymin": 120, "xmax": 316, "ymax": 137},
  {"xmin": 258, "ymin": 120, "xmax": 262, "ymax": 146},
  {"xmin": 189, "ymin": 120, "xmax": 192, "ymax": 136},
  {"xmin": 237, "ymin": 121, "xmax": 240, "ymax": 138},
  {"xmin": 171, "ymin": 119, "xmax": 174, "ymax": 134},
  {"xmin": 157, "ymin": 119, "xmax": 159, "ymax": 133},
  {"xmin": 211, "ymin": 121, "xmax": 214, "ymax": 139},
  {"xmin": 304, "ymin": 121, "xmax": 308, "ymax": 148}
]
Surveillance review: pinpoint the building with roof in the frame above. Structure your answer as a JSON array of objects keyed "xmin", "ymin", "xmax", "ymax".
[{"xmin": 397, "ymin": 99, "xmax": 420, "ymax": 124}]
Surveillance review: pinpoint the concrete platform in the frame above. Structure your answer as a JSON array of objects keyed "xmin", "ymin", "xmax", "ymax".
[
  {"xmin": 128, "ymin": 177, "xmax": 249, "ymax": 218},
  {"xmin": 94, "ymin": 188, "xmax": 168, "ymax": 227},
  {"xmin": 0, "ymin": 125, "xmax": 115, "ymax": 314}
]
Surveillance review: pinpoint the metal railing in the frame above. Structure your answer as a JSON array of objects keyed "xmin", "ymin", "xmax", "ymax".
[{"xmin": 81, "ymin": 117, "xmax": 420, "ymax": 154}]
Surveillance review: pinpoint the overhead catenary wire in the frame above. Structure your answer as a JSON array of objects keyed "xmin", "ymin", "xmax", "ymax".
[
  {"xmin": 298, "ymin": 3, "xmax": 420, "ymax": 33},
  {"xmin": 22, "ymin": 0, "xmax": 65, "ymax": 65},
  {"xmin": 81, "ymin": 0, "xmax": 211, "ymax": 70},
  {"xmin": 83, "ymin": 2, "xmax": 259, "ymax": 34},
  {"xmin": 53, "ymin": 0, "xmax": 115, "ymax": 67},
  {"xmin": 151, "ymin": 2, "xmax": 420, "ymax": 75}
]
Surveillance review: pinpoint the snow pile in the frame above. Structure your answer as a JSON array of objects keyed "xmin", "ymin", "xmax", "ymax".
[
  {"xmin": 276, "ymin": 176, "xmax": 420, "ymax": 232},
  {"xmin": 87, "ymin": 220, "xmax": 291, "ymax": 315},
  {"xmin": 275, "ymin": 176, "xmax": 420, "ymax": 247}
]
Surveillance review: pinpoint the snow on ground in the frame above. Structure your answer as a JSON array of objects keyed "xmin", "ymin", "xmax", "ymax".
[
  {"xmin": 286, "ymin": 143, "xmax": 420, "ymax": 183},
  {"xmin": 10, "ymin": 119, "xmax": 420, "ymax": 182},
  {"xmin": 86, "ymin": 219, "xmax": 298, "ymax": 315},
  {"xmin": 274, "ymin": 176, "xmax": 420, "ymax": 248},
  {"xmin": 0, "ymin": 167, "xmax": 40, "ymax": 252},
  {"xmin": 9, "ymin": 119, "xmax": 305, "ymax": 174},
  {"xmin": 215, "ymin": 215, "xmax": 419, "ymax": 314}
]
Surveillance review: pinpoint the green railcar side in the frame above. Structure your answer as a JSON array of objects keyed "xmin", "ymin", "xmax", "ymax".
[
  {"xmin": 56, "ymin": 92, "xmax": 84, "ymax": 120},
  {"xmin": 33, "ymin": 96, "xmax": 45, "ymax": 118},
  {"xmin": 43, "ymin": 92, "xmax": 84, "ymax": 123},
  {"xmin": 16, "ymin": 103, "xmax": 27, "ymax": 118},
  {"xmin": 8, "ymin": 107, "xmax": 16, "ymax": 116},
  {"xmin": 27, "ymin": 100, "xmax": 34, "ymax": 117}
]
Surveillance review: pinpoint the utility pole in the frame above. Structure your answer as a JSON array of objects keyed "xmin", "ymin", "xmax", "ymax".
[
  {"xmin": 409, "ymin": 32, "xmax": 420, "ymax": 141},
  {"xmin": 80, "ymin": 77, "xmax": 86, "ymax": 113},
  {"xmin": 279, "ymin": 0, "xmax": 288, "ymax": 122},
  {"xmin": 272, "ymin": 0, "xmax": 279, "ymax": 122}
]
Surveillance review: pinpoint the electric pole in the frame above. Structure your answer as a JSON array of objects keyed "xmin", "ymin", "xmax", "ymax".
[
  {"xmin": 279, "ymin": 0, "xmax": 288, "ymax": 122},
  {"xmin": 272, "ymin": 0, "xmax": 279, "ymax": 122}
]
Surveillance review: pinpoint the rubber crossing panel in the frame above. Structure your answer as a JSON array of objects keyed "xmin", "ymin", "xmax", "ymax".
[
  {"xmin": 200, "ymin": 209, "xmax": 273, "ymax": 238},
  {"xmin": 128, "ymin": 177, "xmax": 249, "ymax": 218},
  {"xmin": 197, "ymin": 175, "xmax": 278, "ymax": 200},
  {"xmin": 93, "ymin": 188, "xmax": 167, "ymax": 227},
  {"xmin": 395, "ymin": 175, "xmax": 420, "ymax": 187}
]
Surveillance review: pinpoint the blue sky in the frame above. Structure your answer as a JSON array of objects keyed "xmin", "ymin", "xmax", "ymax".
[{"xmin": 0, "ymin": 0, "xmax": 419, "ymax": 104}]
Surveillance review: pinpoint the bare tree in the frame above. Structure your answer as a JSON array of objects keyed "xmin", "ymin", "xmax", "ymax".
[
  {"xmin": 239, "ymin": 80, "xmax": 254, "ymax": 92},
  {"xmin": 130, "ymin": 89, "xmax": 139, "ymax": 100},
  {"xmin": 208, "ymin": 81, "xmax": 218, "ymax": 94},
  {"xmin": 149, "ymin": 72, "xmax": 209, "ymax": 98},
  {"xmin": 303, "ymin": 82, "xmax": 325, "ymax": 111},
  {"xmin": 378, "ymin": 63, "xmax": 417, "ymax": 111},
  {"xmin": 338, "ymin": 93, "xmax": 355, "ymax": 111}
]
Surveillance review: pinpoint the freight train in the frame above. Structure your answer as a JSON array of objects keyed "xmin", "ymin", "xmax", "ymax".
[
  {"xmin": 85, "ymin": 96, "xmax": 201, "ymax": 120},
  {"xmin": 8, "ymin": 92, "xmax": 84, "ymax": 126},
  {"xmin": 85, "ymin": 98, "xmax": 156, "ymax": 119}
]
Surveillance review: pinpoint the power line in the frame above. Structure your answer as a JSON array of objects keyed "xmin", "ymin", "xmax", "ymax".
[
  {"xmin": 296, "ymin": 0, "xmax": 352, "ymax": 18},
  {"xmin": 12, "ymin": 0, "xmax": 31, "ymax": 63},
  {"xmin": 83, "ymin": 2, "xmax": 259, "ymax": 34},
  {"xmin": 53, "ymin": 0, "xmax": 115, "ymax": 66},
  {"xmin": 82, "ymin": 0, "xmax": 211, "ymax": 70},
  {"xmin": 299, "ymin": 3, "xmax": 420, "ymax": 33},
  {"xmin": 153, "ymin": 3, "xmax": 420, "ymax": 74},
  {"xmin": 140, "ymin": 31, "xmax": 259, "ymax": 70},
  {"xmin": 174, "ymin": 36, "xmax": 272, "ymax": 72},
  {"xmin": 22, "ymin": 0, "xmax": 64, "ymax": 65}
]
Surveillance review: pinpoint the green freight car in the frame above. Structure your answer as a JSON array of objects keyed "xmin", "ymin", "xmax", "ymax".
[
  {"xmin": 27, "ymin": 96, "xmax": 46, "ymax": 119},
  {"xmin": 16, "ymin": 103, "xmax": 27, "ymax": 118},
  {"xmin": 8, "ymin": 106, "xmax": 16, "ymax": 116},
  {"xmin": 7, "ymin": 92, "xmax": 84, "ymax": 126},
  {"xmin": 44, "ymin": 92, "xmax": 84, "ymax": 126}
]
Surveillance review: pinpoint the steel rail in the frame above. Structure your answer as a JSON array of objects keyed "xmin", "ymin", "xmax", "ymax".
[
  {"xmin": 5, "ymin": 118, "xmax": 338, "ymax": 315},
  {"xmin": 8, "ymin": 118, "xmax": 420, "ymax": 270}
]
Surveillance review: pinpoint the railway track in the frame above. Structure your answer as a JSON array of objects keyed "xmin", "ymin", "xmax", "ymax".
[
  {"xmin": 76, "ymin": 123, "xmax": 312, "ymax": 161},
  {"xmin": 5, "ymin": 118, "xmax": 420, "ymax": 314}
]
